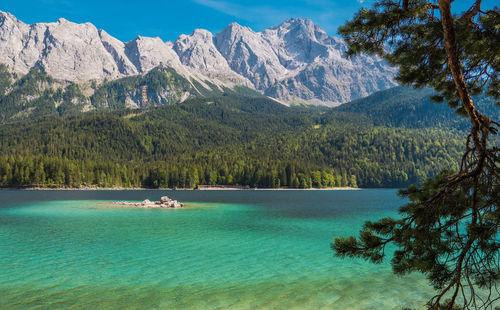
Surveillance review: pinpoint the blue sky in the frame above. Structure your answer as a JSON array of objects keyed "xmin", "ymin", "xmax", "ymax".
[{"xmin": 2, "ymin": 0, "xmax": 498, "ymax": 42}]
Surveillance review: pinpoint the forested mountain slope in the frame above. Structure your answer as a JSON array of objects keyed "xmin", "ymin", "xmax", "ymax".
[
  {"xmin": 334, "ymin": 86, "xmax": 499, "ymax": 129},
  {"xmin": 0, "ymin": 94, "xmax": 466, "ymax": 188},
  {"xmin": 0, "ymin": 64, "xmax": 264, "ymax": 122}
]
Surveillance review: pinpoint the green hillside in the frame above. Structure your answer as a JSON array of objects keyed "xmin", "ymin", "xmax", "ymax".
[
  {"xmin": 0, "ymin": 94, "xmax": 465, "ymax": 189},
  {"xmin": 334, "ymin": 86, "xmax": 499, "ymax": 129},
  {"xmin": 0, "ymin": 65, "xmax": 264, "ymax": 122}
]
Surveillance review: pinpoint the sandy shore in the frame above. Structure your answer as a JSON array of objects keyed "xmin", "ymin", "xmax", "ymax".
[
  {"xmin": 253, "ymin": 187, "xmax": 360, "ymax": 191},
  {"xmin": 17, "ymin": 186, "xmax": 150, "ymax": 191},
  {"xmin": 8, "ymin": 186, "xmax": 362, "ymax": 191}
]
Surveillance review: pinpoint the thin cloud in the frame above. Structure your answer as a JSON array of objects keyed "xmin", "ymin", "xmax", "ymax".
[
  {"xmin": 193, "ymin": 0, "xmax": 290, "ymax": 27},
  {"xmin": 192, "ymin": 0, "xmax": 365, "ymax": 35},
  {"xmin": 193, "ymin": 0, "xmax": 243, "ymax": 18}
]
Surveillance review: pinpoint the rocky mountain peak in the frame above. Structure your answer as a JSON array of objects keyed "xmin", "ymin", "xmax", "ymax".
[
  {"xmin": 215, "ymin": 22, "xmax": 259, "ymax": 46},
  {"xmin": 280, "ymin": 17, "xmax": 315, "ymax": 31},
  {"xmin": 274, "ymin": 18, "xmax": 323, "ymax": 37},
  {"xmin": 0, "ymin": 11, "xmax": 14, "ymax": 22},
  {"xmin": 214, "ymin": 21, "xmax": 287, "ymax": 89},
  {"xmin": 0, "ymin": 10, "xmax": 24, "ymax": 35},
  {"xmin": 226, "ymin": 22, "xmax": 249, "ymax": 31},
  {"xmin": 173, "ymin": 27, "xmax": 251, "ymax": 85},
  {"xmin": 124, "ymin": 35, "xmax": 185, "ymax": 74},
  {"xmin": 0, "ymin": 11, "xmax": 397, "ymax": 106},
  {"xmin": 176, "ymin": 28, "xmax": 214, "ymax": 45},
  {"xmin": 192, "ymin": 28, "xmax": 213, "ymax": 38}
]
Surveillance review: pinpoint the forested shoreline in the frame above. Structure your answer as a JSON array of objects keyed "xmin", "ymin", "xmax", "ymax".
[{"xmin": 0, "ymin": 93, "xmax": 469, "ymax": 189}]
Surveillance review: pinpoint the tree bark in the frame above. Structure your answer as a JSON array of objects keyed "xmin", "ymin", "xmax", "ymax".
[{"xmin": 438, "ymin": 0, "xmax": 488, "ymax": 150}]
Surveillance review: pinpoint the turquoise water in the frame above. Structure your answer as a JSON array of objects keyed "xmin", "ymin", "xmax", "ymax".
[{"xmin": 0, "ymin": 190, "xmax": 434, "ymax": 309}]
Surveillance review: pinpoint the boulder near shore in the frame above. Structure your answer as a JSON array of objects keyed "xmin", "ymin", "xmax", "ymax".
[{"xmin": 115, "ymin": 196, "xmax": 183, "ymax": 208}]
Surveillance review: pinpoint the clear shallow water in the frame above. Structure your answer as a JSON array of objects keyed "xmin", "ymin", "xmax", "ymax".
[{"xmin": 0, "ymin": 190, "xmax": 434, "ymax": 309}]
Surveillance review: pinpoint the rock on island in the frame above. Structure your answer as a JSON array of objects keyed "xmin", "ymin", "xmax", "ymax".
[{"xmin": 115, "ymin": 196, "xmax": 183, "ymax": 208}]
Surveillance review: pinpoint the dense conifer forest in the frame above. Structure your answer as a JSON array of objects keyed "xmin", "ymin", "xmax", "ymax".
[{"xmin": 0, "ymin": 91, "xmax": 476, "ymax": 189}]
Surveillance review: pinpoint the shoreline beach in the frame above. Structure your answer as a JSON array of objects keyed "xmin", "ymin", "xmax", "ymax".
[{"xmin": 2, "ymin": 186, "xmax": 363, "ymax": 191}]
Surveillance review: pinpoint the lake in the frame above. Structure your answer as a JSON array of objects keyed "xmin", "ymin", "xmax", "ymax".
[{"xmin": 0, "ymin": 189, "xmax": 434, "ymax": 309}]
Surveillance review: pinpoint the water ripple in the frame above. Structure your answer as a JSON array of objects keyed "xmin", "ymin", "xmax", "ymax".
[{"xmin": 0, "ymin": 192, "xmax": 445, "ymax": 309}]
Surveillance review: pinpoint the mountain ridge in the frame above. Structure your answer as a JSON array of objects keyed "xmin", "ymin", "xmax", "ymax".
[{"xmin": 0, "ymin": 11, "xmax": 397, "ymax": 106}]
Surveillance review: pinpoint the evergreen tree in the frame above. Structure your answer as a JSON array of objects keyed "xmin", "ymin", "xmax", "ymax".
[{"xmin": 332, "ymin": 1, "xmax": 500, "ymax": 309}]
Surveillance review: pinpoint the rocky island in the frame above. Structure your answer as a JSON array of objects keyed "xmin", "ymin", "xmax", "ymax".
[{"xmin": 114, "ymin": 196, "xmax": 183, "ymax": 209}]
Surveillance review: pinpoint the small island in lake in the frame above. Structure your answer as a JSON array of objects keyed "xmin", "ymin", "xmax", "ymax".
[{"xmin": 114, "ymin": 196, "xmax": 184, "ymax": 209}]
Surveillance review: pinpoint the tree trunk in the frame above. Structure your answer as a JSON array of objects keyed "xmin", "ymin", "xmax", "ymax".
[{"xmin": 438, "ymin": 0, "xmax": 488, "ymax": 148}]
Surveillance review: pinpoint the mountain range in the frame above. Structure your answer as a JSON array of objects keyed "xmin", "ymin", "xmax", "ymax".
[{"xmin": 0, "ymin": 10, "xmax": 397, "ymax": 106}]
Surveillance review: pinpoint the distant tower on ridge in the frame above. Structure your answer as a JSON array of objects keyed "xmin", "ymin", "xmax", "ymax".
[{"xmin": 141, "ymin": 85, "xmax": 148, "ymax": 107}]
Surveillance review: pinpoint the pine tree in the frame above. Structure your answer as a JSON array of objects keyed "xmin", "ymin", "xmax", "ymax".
[{"xmin": 332, "ymin": 1, "xmax": 500, "ymax": 309}]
